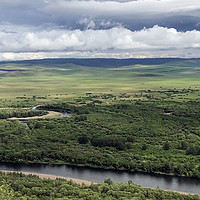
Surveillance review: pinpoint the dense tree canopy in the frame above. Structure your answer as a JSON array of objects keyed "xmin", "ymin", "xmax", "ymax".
[
  {"xmin": 0, "ymin": 172, "xmax": 199, "ymax": 200},
  {"xmin": 0, "ymin": 98, "xmax": 199, "ymax": 178}
]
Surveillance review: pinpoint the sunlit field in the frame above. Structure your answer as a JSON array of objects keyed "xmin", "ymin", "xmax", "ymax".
[{"xmin": 0, "ymin": 58, "xmax": 199, "ymax": 102}]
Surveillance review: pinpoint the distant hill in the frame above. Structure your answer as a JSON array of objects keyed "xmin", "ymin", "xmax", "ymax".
[
  {"xmin": 0, "ymin": 57, "xmax": 199, "ymax": 98},
  {"xmin": 0, "ymin": 58, "xmax": 196, "ymax": 68}
]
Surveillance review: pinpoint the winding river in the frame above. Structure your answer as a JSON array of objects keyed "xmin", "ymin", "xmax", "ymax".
[
  {"xmin": 32, "ymin": 105, "xmax": 72, "ymax": 118},
  {"xmin": 0, "ymin": 162, "xmax": 199, "ymax": 194}
]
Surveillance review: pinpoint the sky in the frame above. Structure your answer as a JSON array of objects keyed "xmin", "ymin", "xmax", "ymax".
[{"xmin": 0, "ymin": 0, "xmax": 200, "ymax": 60}]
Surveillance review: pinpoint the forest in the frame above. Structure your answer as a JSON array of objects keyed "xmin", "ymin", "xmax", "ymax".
[
  {"xmin": 0, "ymin": 172, "xmax": 199, "ymax": 200},
  {"xmin": 0, "ymin": 92, "xmax": 199, "ymax": 178}
]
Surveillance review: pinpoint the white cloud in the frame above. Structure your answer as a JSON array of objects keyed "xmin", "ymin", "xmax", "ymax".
[
  {"xmin": 78, "ymin": 18, "xmax": 96, "ymax": 29},
  {"xmin": 78, "ymin": 17, "xmax": 123, "ymax": 29},
  {"xmin": 0, "ymin": 25, "xmax": 200, "ymax": 60}
]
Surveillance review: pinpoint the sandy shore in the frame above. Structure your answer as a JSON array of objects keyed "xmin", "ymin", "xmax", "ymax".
[
  {"xmin": 0, "ymin": 170, "xmax": 94, "ymax": 185},
  {"xmin": 0, "ymin": 170, "xmax": 196, "ymax": 195},
  {"xmin": 7, "ymin": 111, "xmax": 63, "ymax": 121},
  {"xmin": 0, "ymin": 106, "xmax": 63, "ymax": 121}
]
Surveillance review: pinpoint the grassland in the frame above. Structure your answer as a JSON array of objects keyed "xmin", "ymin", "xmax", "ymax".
[{"xmin": 0, "ymin": 58, "xmax": 199, "ymax": 104}]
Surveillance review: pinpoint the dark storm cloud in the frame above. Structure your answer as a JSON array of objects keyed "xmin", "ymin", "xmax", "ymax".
[
  {"xmin": 1, "ymin": 0, "xmax": 200, "ymax": 30},
  {"xmin": 42, "ymin": 0, "xmax": 200, "ymax": 31}
]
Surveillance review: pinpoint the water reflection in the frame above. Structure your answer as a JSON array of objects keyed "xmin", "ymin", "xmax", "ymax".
[
  {"xmin": 62, "ymin": 112, "xmax": 73, "ymax": 117},
  {"xmin": 0, "ymin": 162, "xmax": 199, "ymax": 194}
]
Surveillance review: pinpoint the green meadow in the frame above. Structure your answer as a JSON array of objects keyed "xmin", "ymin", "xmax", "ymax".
[{"xmin": 0, "ymin": 58, "xmax": 199, "ymax": 102}]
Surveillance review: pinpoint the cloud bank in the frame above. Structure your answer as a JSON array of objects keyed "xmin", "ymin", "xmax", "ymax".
[
  {"xmin": 0, "ymin": 0, "xmax": 200, "ymax": 60},
  {"xmin": 1, "ymin": 25, "xmax": 200, "ymax": 59}
]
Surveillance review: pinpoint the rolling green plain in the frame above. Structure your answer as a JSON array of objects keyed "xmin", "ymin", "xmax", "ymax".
[
  {"xmin": 0, "ymin": 58, "xmax": 200, "ymax": 199},
  {"xmin": 0, "ymin": 58, "xmax": 199, "ymax": 101}
]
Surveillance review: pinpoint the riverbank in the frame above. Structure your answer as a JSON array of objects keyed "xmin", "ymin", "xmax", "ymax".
[
  {"xmin": 0, "ymin": 161, "xmax": 199, "ymax": 195},
  {"xmin": 0, "ymin": 105, "xmax": 65, "ymax": 120},
  {"xmin": 0, "ymin": 170, "xmax": 94, "ymax": 186},
  {"xmin": 21, "ymin": 160, "xmax": 199, "ymax": 181},
  {"xmin": 0, "ymin": 170, "xmax": 196, "ymax": 196},
  {"xmin": 7, "ymin": 111, "xmax": 63, "ymax": 120}
]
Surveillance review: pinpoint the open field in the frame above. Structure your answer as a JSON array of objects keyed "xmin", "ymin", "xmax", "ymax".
[{"xmin": 0, "ymin": 58, "xmax": 199, "ymax": 103}]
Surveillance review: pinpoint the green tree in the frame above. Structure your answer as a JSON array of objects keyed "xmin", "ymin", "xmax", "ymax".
[
  {"xmin": 163, "ymin": 141, "xmax": 170, "ymax": 150},
  {"xmin": 0, "ymin": 180, "xmax": 15, "ymax": 200}
]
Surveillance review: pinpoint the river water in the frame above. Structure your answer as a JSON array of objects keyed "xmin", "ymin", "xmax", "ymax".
[
  {"xmin": 32, "ymin": 105, "xmax": 72, "ymax": 117},
  {"xmin": 62, "ymin": 112, "xmax": 73, "ymax": 117},
  {"xmin": 0, "ymin": 162, "xmax": 199, "ymax": 194}
]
